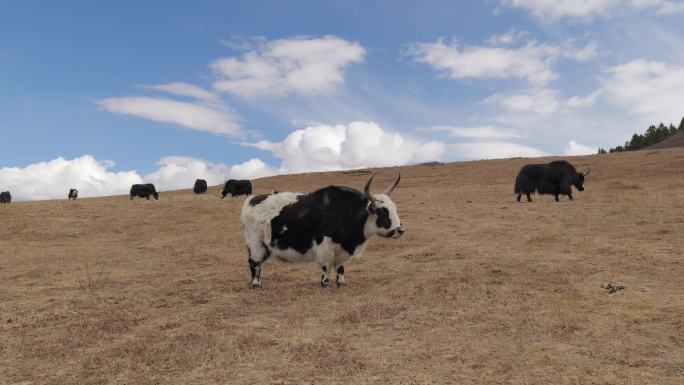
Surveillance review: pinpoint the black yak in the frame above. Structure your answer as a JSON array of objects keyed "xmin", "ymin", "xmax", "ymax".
[
  {"xmin": 221, "ymin": 179, "xmax": 252, "ymax": 198},
  {"xmin": 130, "ymin": 184, "xmax": 159, "ymax": 200},
  {"xmin": 0, "ymin": 191, "xmax": 11, "ymax": 204},
  {"xmin": 193, "ymin": 179, "xmax": 208, "ymax": 194},
  {"xmin": 515, "ymin": 160, "xmax": 589, "ymax": 202}
]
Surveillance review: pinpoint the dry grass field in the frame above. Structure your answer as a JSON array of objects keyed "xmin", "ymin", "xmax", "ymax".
[{"xmin": 1, "ymin": 149, "xmax": 683, "ymax": 385}]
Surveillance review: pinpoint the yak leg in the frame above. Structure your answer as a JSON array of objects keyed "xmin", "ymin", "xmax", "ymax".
[
  {"xmin": 247, "ymin": 242, "xmax": 270, "ymax": 288},
  {"xmin": 334, "ymin": 252, "xmax": 352, "ymax": 286},
  {"xmin": 560, "ymin": 184, "xmax": 573, "ymax": 201},
  {"xmin": 561, "ymin": 185, "xmax": 573, "ymax": 200},
  {"xmin": 319, "ymin": 265, "xmax": 332, "ymax": 288},
  {"xmin": 335, "ymin": 265, "xmax": 346, "ymax": 286},
  {"xmin": 526, "ymin": 193, "xmax": 532, "ymax": 202},
  {"xmin": 516, "ymin": 194, "xmax": 522, "ymax": 202},
  {"xmin": 554, "ymin": 193, "xmax": 559, "ymax": 202},
  {"xmin": 316, "ymin": 239, "xmax": 336, "ymax": 288}
]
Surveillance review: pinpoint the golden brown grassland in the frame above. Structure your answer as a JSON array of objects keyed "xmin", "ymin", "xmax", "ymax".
[{"xmin": 1, "ymin": 149, "xmax": 683, "ymax": 384}]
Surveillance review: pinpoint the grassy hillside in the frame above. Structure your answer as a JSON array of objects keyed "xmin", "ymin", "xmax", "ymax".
[
  {"xmin": 649, "ymin": 131, "xmax": 684, "ymax": 150},
  {"xmin": 1, "ymin": 149, "xmax": 683, "ymax": 384}
]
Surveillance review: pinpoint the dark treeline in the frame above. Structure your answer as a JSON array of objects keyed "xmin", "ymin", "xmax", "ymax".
[{"xmin": 598, "ymin": 117, "xmax": 684, "ymax": 154}]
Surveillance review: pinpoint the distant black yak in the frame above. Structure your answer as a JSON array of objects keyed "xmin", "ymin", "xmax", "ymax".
[
  {"xmin": 0, "ymin": 191, "xmax": 11, "ymax": 204},
  {"xmin": 515, "ymin": 160, "xmax": 589, "ymax": 202},
  {"xmin": 68, "ymin": 188, "xmax": 78, "ymax": 200},
  {"xmin": 221, "ymin": 179, "xmax": 252, "ymax": 198},
  {"xmin": 130, "ymin": 183, "xmax": 159, "ymax": 200},
  {"xmin": 193, "ymin": 179, "xmax": 208, "ymax": 194}
]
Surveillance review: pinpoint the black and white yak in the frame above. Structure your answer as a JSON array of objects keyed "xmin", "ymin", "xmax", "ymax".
[{"xmin": 240, "ymin": 174, "xmax": 405, "ymax": 288}]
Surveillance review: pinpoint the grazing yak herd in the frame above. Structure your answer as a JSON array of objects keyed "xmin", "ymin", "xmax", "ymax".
[{"xmin": 0, "ymin": 160, "xmax": 590, "ymax": 287}]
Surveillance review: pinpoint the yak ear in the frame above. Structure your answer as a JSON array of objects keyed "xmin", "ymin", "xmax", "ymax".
[{"xmin": 367, "ymin": 202, "xmax": 377, "ymax": 214}]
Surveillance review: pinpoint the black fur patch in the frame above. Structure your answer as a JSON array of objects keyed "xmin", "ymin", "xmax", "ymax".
[
  {"xmin": 270, "ymin": 186, "xmax": 369, "ymax": 256},
  {"xmin": 375, "ymin": 207, "xmax": 392, "ymax": 229},
  {"xmin": 249, "ymin": 194, "xmax": 270, "ymax": 206},
  {"xmin": 336, "ymin": 266, "xmax": 344, "ymax": 275}
]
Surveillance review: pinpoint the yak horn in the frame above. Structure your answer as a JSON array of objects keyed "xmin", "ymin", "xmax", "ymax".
[
  {"xmin": 383, "ymin": 174, "xmax": 401, "ymax": 196},
  {"xmin": 364, "ymin": 174, "xmax": 376, "ymax": 201},
  {"xmin": 582, "ymin": 166, "xmax": 591, "ymax": 177}
]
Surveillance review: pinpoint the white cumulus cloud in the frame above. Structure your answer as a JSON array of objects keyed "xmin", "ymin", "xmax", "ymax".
[
  {"xmin": 0, "ymin": 155, "xmax": 142, "ymax": 201},
  {"xmin": 0, "ymin": 155, "xmax": 279, "ymax": 201},
  {"xmin": 246, "ymin": 121, "xmax": 446, "ymax": 173},
  {"xmin": 98, "ymin": 96, "xmax": 243, "ymax": 137},
  {"xmin": 227, "ymin": 158, "xmax": 279, "ymax": 180},
  {"xmin": 565, "ymin": 140, "xmax": 597, "ymax": 155},
  {"xmin": 144, "ymin": 156, "xmax": 230, "ymax": 191},
  {"xmin": 211, "ymin": 35, "xmax": 366, "ymax": 98}
]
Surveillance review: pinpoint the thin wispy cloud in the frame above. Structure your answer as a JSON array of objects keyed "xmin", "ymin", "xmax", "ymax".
[
  {"xmin": 141, "ymin": 82, "xmax": 218, "ymax": 102},
  {"xmin": 483, "ymin": 88, "xmax": 562, "ymax": 114},
  {"xmin": 630, "ymin": 0, "xmax": 684, "ymax": 15},
  {"xmin": 405, "ymin": 37, "xmax": 598, "ymax": 85},
  {"xmin": 98, "ymin": 96, "xmax": 244, "ymax": 137},
  {"xmin": 500, "ymin": 0, "xmax": 684, "ymax": 21},
  {"xmin": 451, "ymin": 141, "xmax": 548, "ymax": 159},
  {"xmin": 420, "ymin": 125, "xmax": 523, "ymax": 139}
]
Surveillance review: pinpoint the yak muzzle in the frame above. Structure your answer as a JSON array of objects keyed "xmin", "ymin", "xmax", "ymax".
[{"xmin": 387, "ymin": 226, "xmax": 406, "ymax": 238}]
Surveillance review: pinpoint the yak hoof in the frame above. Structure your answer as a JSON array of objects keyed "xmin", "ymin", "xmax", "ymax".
[
  {"xmin": 336, "ymin": 281, "xmax": 346, "ymax": 287},
  {"xmin": 320, "ymin": 281, "xmax": 330, "ymax": 288},
  {"xmin": 251, "ymin": 282, "xmax": 262, "ymax": 289}
]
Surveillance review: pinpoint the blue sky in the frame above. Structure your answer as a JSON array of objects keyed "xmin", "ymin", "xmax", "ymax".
[{"xmin": 2, "ymin": 0, "xmax": 684, "ymax": 200}]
